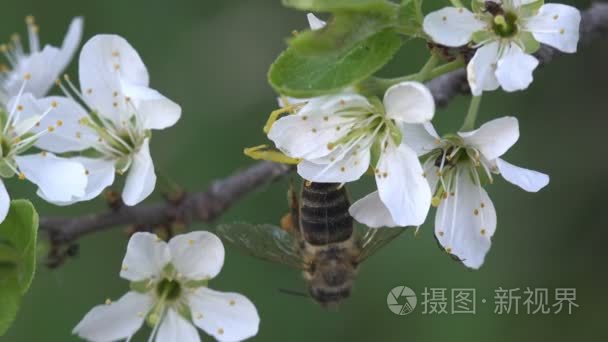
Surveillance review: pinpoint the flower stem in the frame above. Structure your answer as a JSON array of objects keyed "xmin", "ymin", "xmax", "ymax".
[
  {"xmin": 156, "ymin": 170, "xmax": 184, "ymax": 201},
  {"xmin": 461, "ymin": 95, "xmax": 483, "ymax": 132},
  {"xmin": 357, "ymin": 58, "xmax": 465, "ymax": 96},
  {"xmin": 415, "ymin": 54, "xmax": 440, "ymax": 82}
]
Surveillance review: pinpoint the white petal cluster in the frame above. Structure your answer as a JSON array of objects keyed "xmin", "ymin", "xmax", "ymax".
[
  {"xmin": 407, "ymin": 117, "xmax": 549, "ymax": 268},
  {"xmin": 423, "ymin": 0, "xmax": 581, "ymax": 95},
  {"xmin": 0, "ymin": 16, "xmax": 83, "ymax": 107},
  {"xmin": 73, "ymin": 231, "xmax": 260, "ymax": 342},
  {"xmin": 269, "ymin": 82, "xmax": 435, "ymax": 227}
]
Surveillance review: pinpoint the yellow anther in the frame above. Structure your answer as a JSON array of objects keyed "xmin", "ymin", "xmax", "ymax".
[
  {"xmin": 18, "ymin": 172, "xmax": 25, "ymax": 180},
  {"xmin": 188, "ymin": 239, "xmax": 195, "ymax": 245},
  {"xmin": 229, "ymin": 300, "xmax": 236, "ymax": 306},
  {"xmin": 431, "ymin": 196, "xmax": 441, "ymax": 207},
  {"xmin": 17, "ymin": 105, "xmax": 23, "ymax": 111},
  {"xmin": 105, "ymin": 299, "xmax": 112, "ymax": 305},
  {"xmin": 24, "ymin": 73, "xmax": 31, "ymax": 81},
  {"xmin": 480, "ymin": 229, "xmax": 486, "ymax": 235},
  {"xmin": 25, "ymin": 15, "xmax": 35, "ymax": 25},
  {"xmin": 51, "ymin": 101, "xmax": 58, "ymax": 108},
  {"xmin": 57, "ymin": 120, "xmax": 63, "ymax": 127},
  {"xmin": 218, "ymin": 328, "xmax": 224, "ymax": 335},
  {"xmin": 48, "ymin": 126, "xmax": 55, "ymax": 132}
]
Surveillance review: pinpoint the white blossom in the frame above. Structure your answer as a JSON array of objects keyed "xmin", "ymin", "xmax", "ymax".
[
  {"xmin": 73, "ymin": 231, "xmax": 260, "ymax": 342},
  {"xmin": 0, "ymin": 90, "xmax": 87, "ymax": 222},
  {"xmin": 0, "ymin": 16, "xmax": 83, "ymax": 106},
  {"xmin": 404, "ymin": 117, "xmax": 549, "ymax": 268},
  {"xmin": 32, "ymin": 34, "xmax": 181, "ymax": 206},
  {"xmin": 423, "ymin": 0, "xmax": 580, "ymax": 95},
  {"xmin": 269, "ymin": 82, "xmax": 434, "ymax": 227}
]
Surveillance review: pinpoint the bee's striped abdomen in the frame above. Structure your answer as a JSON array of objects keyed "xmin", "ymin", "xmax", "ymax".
[{"xmin": 299, "ymin": 182, "xmax": 353, "ymax": 246}]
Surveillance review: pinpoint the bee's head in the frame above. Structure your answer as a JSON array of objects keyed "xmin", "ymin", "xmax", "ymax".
[{"xmin": 305, "ymin": 250, "xmax": 358, "ymax": 307}]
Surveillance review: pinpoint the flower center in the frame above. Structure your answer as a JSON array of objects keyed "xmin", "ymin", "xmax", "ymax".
[
  {"xmin": 492, "ymin": 11, "xmax": 518, "ymax": 38},
  {"xmin": 156, "ymin": 278, "xmax": 182, "ymax": 301}
]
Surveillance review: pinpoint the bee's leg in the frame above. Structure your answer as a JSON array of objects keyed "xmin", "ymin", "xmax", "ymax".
[
  {"xmin": 244, "ymin": 145, "xmax": 300, "ymax": 164},
  {"xmin": 263, "ymin": 102, "xmax": 304, "ymax": 134},
  {"xmin": 280, "ymin": 180, "xmax": 301, "ymax": 235}
]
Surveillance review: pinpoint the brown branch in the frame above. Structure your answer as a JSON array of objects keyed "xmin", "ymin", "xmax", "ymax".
[
  {"xmin": 40, "ymin": 2, "xmax": 608, "ymax": 245},
  {"xmin": 41, "ymin": 161, "xmax": 291, "ymax": 243},
  {"xmin": 427, "ymin": 1, "xmax": 608, "ymax": 107}
]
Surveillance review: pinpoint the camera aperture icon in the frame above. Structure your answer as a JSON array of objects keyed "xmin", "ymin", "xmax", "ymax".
[{"xmin": 387, "ymin": 286, "xmax": 417, "ymax": 315}]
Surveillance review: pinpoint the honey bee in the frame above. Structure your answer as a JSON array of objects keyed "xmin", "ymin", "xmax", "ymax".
[{"xmin": 215, "ymin": 181, "xmax": 407, "ymax": 307}]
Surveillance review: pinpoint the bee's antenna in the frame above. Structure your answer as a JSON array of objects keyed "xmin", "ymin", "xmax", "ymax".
[{"xmin": 278, "ymin": 288, "xmax": 310, "ymax": 298}]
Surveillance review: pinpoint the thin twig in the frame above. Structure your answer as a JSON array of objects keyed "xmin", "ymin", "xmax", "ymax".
[{"xmin": 40, "ymin": 2, "xmax": 608, "ymax": 244}]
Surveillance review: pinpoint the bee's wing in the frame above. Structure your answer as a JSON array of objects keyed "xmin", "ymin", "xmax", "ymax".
[
  {"xmin": 215, "ymin": 222, "xmax": 305, "ymax": 270},
  {"xmin": 357, "ymin": 226, "xmax": 409, "ymax": 262}
]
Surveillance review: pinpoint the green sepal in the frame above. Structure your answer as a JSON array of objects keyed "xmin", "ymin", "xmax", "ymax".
[
  {"xmin": 386, "ymin": 120, "xmax": 402, "ymax": 146},
  {"xmin": 175, "ymin": 302, "xmax": 193, "ymax": 322},
  {"xmin": 472, "ymin": 30, "xmax": 493, "ymax": 44},
  {"xmin": 130, "ymin": 279, "xmax": 152, "ymax": 293},
  {"xmin": 518, "ymin": 31, "xmax": 541, "ymax": 53},
  {"xmin": 471, "ymin": 0, "xmax": 484, "ymax": 14},
  {"xmin": 0, "ymin": 159, "xmax": 15, "ymax": 178},
  {"xmin": 115, "ymin": 156, "xmax": 131, "ymax": 175},
  {"xmin": 519, "ymin": 0, "xmax": 544, "ymax": 18},
  {"xmin": 183, "ymin": 279, "xmax": 209, "ymax": 289},
  {"xmin": 289, "ymin": 11, "xmax": 396, "ymax": 56},
  {"xmin": 269, "ymin": 29, "xmax": 402, "ymax": 97},
  {"xmin": 397, "ymin": 0, "xmax": 423, "ymax": 36}
]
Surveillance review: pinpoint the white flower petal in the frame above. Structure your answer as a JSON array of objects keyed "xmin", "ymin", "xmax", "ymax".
[
  {"xmin": 7, "ymin": 93, "xmax": 45, "ymax": 136},
  {"xmin": 57, "ymin": 17, "xmax": 84, "ymax": 73},
  {"xmin": 349, "ymin": 191, "xmax": 399, "ymax": 228},
  {"xmin": 524, "ymin": 4, "xmax": 581, "ymax": 53},
  {"xmin": 168, "ymin": 231, "xmax": 225, "ymax": 280},
  {"xmin": 120, "ymin": 81, "xmax": 181, "ymax": 130},
  {"xmin": 7, "ymin": 46, "xmax": 61, "ymax": 98},
  {"xmin": 458, "ymin": 116, "xmax": 519, "ymax": 160},
  {"xmin": 384, "ymin": 81, "xmax": 435, "ymax": 124},
  {"xmin": 38, "ymin": 157, "xmax": 116, "ymax": 206},
  {"xmin": 188, "ymin": 288, "xmax": 260, "ymax": 342},
  {"xmin": 435, "ymin": 168, "xmax": 497, "ymax": 269},
  {"xmin": 423, "ymin": 7, "xmax": 486, "ymax": 47},
  {"xmin": 32, "ymin": 96, "xmax": 97, "ymax": 153},
  {"xmin": 120, "ymin": 232, "xmax": 170, "ymax": 282},
  {"xmin": 15, "ymin": 153, "xmax": 87, "ymax": 202},
  {"xmin": 467, "ymin": 42, "xmax": 501, "ymax": 96},
  {"xmin": 297, "ymin": 145, "xmax": 370, "ymax": 183},
  {"xmin": 268, "ymin": 112, "xmax": 351, "ymax": 160},
  {"xmin": 122, "ymin": 138, "xmax": 156, "ymax": 206},
  {"xmin": 156, "ymin": 309, "xmax": 200, "ymax": 342},
  {"xmin": 495, "ymin": 43, "xmax": 539, "ymax": 92},
  {"xmin": 400, "ymin": 122, "xmax": 441, "ymax": 156},
  {"xmin": 0, "ymin": 180, "xmax": 10, "ymax": 223},
  {"xmin": 79, "ymin": 34, "xmax": 148, "ymax": 124},
  {"xmin": 73, "ymin": 291, "xmax": 154, "ymax": 342},
  {"xmin": 307, "ymin": 13, "xmax": 326, "ymax": 30},
  {"xmin": 375, "ymin": 144, "xmax": 431, "ymax": 226},
  {"xmin": 496, "ymin": 158, "xmax": 549, "ymax": 192}
]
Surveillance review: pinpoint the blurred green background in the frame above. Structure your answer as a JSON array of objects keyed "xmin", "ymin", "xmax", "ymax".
[{"xmin": 2, "ymin": 0, "xmax": 607, "ymax": 341}]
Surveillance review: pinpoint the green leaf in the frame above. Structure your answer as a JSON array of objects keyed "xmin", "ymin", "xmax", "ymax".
[
  {"xmin": 282, "ymin": 0, "xmax": 394, "ymax": 12},
  {"xmin": 0, "ymin": 274, "xmax": 20, "ymax": 336},
  {"xmin": 0, "ymin": 200, "xmax": 39, "ymax": 336},
  {"xmin": 269, "ymin": 29, "xmax": 403, "ymax": 97},
  {"xmin": 397, "ymin": 0, "xmax": 423, "ymax": 36},
  {"xmin": 289, "ymin": 11, "xmax": 396, "ymax": 56}
]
